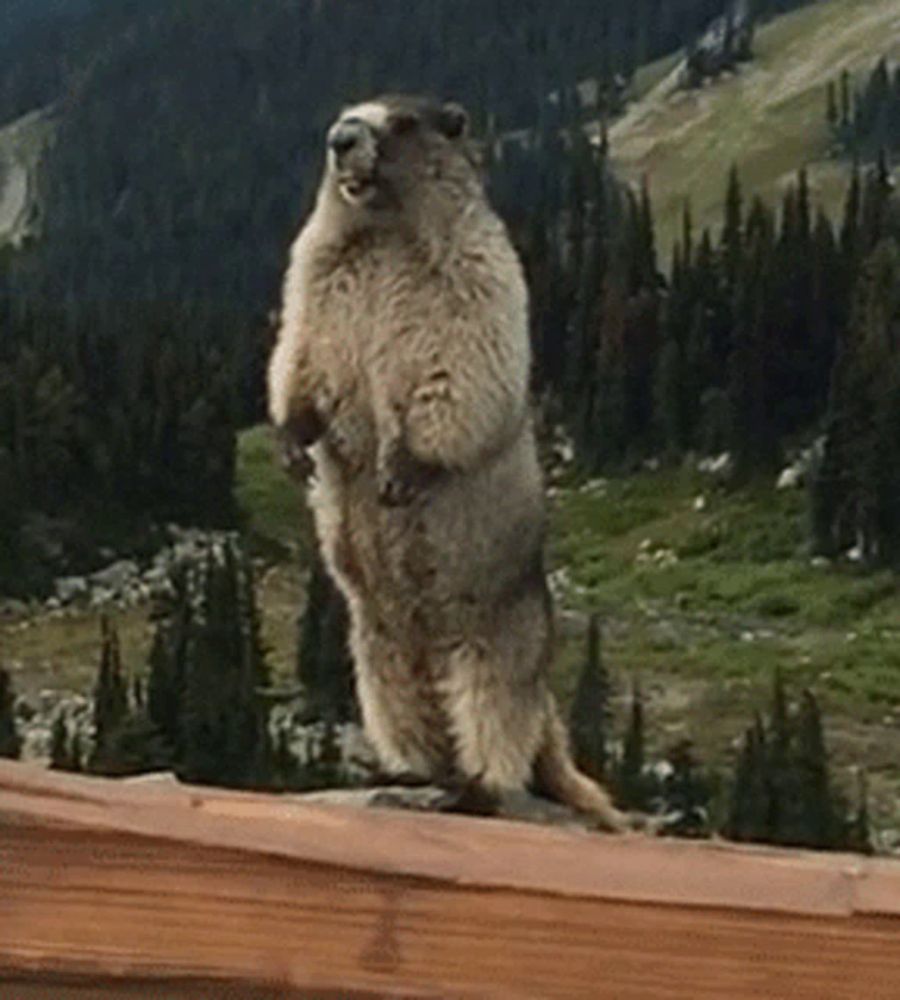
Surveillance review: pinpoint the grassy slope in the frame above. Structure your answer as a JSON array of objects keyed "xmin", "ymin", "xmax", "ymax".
[
  {"xmin": 2, "ymin": 427, "xmax": 309, "ymax": 702},
  {"xmin": 610, "ymin": 0, "xmax": 900, "ymax": 261},
  {"xmin": 4, "ymin": 427, "xmax": 900, "ymax": 827},
  {"xmin": 549, "ymin": 465, "xmax": 900, "ymax": 831}
]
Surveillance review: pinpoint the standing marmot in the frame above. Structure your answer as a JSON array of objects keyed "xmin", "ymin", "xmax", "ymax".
[{"xmin": 268, "ymin": 94, "xmax": 625, "ymax": 831}]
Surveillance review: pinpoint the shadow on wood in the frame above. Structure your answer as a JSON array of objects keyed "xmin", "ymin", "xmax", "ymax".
[{"xmin": 1, "ymin": 761, "xmax": 899, "ymax": 998}]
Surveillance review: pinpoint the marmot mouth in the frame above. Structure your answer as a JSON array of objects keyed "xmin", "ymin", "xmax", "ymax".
[{"xmin": 338, "ymin": 174, "xmax": 377, "ymax": 203}]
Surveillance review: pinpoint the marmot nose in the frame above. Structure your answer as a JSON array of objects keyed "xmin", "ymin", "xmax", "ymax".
[{"xmin": 329, "ymin": 119, "xmax": 365, "ymax": 156}]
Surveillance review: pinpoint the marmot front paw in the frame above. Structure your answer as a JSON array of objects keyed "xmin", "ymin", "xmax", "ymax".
[
  {"xmin": 377, "ymin": 442, "xmax": 439, "ymax": 507},
  {"xmin": 283, "ymin": 404, "xmax": 327, "ymax": 448},
  {"xmin": 275, "ymin": 424, "xmax": 316, "ymax": 482}
]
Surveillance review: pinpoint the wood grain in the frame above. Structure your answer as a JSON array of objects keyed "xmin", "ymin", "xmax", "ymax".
[{"xmin": 1, "ymin": 761, "xmax": 899, "ymax": 998}]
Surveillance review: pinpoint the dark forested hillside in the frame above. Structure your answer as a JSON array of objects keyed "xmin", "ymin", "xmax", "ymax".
[
  {"xmin": 0, "ymin": 0, "xmax": 845, "ymax": 593},
  {"xmin": 0, "ymin": 0, "xmax": 737, "ymax": 589}
]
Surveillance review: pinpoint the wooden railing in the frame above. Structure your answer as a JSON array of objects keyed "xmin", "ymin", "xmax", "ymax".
[{"xmin": 1, "ymin": 760, "xmax": 899, "ymax": 998}]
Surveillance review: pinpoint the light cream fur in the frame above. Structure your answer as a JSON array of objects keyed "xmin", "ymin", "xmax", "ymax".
[{"xmin": 268, "ymin": 95, "xmax": 625, "ymax": 830}]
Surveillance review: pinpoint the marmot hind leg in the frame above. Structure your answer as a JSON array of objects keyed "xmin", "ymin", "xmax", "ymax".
[
  {"xmin": 438, "ymin": 582, "xmax": 551, "ymax": 797},
  {"xmin": 439, "ymin": 580, "xmax": 627, "ymax": 831},
  {"xmin": 350, "ymin": 611, "xmax": 454, "ymax": 780}
]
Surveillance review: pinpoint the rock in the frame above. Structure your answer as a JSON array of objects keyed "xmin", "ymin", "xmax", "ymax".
[
  {"xmin": 0, "ymin": 599, "xmax": 29, "ymax": 621},
  {"xmin": 579, "ymin": 477, "xmax": 608, "ymax": 495},
  {"xmin": 89, "ymin": 586, "xmax": 115, "ymax": 608},
  {"xmin": 37, "ymin": 689, "xmax": 59, "ymax": 714},
  {"xmin": 295, "ymin": 784, "xmax": 594, "ymax": 829},
  {"xmin": 776, "ymin": 466, "xmax": 802, "ymax": 490},
  {"xmin": 697, "ymin": 452, "xmax": 732, "ymax": 479},
  {"xmin": 55, "ymin": 575, "xmax": 89, "ymax": 604},
  {"xmin": 45, "ymin": 597, "xmax": 61, "ymax": 612},
  {"xmin": 14, "ymin": 695, "xmax": 36, "ymax": 721},
  {"xmin": 124, "ymin": 772, "xmax": 181, "ymax": 787},
  {"xmin": 91, "ymin": 559, "xmax": 139, "ymax": 592}
]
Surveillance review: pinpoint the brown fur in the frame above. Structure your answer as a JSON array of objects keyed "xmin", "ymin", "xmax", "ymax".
[{"xmin": 268, "ymin": 94, "xmax": 625, "ymax": 831}]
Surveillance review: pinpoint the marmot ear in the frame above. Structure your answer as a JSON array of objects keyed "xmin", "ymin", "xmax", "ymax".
[{"xmin": 437, "ymin": 102, "xmax": 468, "ymax": 140}]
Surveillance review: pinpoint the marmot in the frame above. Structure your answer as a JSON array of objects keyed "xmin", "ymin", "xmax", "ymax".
[{"xmin": 268, "ymin": 94, "xmax": 626, "ymax": 831}]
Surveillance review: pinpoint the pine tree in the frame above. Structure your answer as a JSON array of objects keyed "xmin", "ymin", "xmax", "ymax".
[
  {"xmin": 840, "ymin": 68, "xmax": 853, "ymax": 129},
  {"xmin": 792, "ymin": 690, "xmax": 837, "ymax": 848},
  {"xmin": 569, "ymin": 615, "xmax": 612, "ymax": 782},
  {"xmin": 146, "ymin": 562, "xmax": 191, "ymax": 758},
  {"xmin": 725, "ymin": 713, "xmax": 769, "ymax": 843},
  {"xmin": 840, "ymin": 160, "xmax": 862, "ymax": 265},
  {"xmin": 139, "ymin": 535, "xmax": 274, "ymax": 786},
  {"xmin": 727, "ymin": 198, "xmax": 781, "ymax": 475},
  {"xmin": 48, "ymin": 712, "xmax": 79, "ymax": 772},
  {"xmin": 816, "ymin": 238, "xmax": 900, "ymax": 565},
  {"xmin": 660, "ymin": 740, "xmax": 710, "ymax": 838},
  {"xmin": 764, "ymin": 669, "xmax": 792, "ymax": 839},
  {"xmin": 721, "ymin": 164, "xmax": 744, "ymax": 295},
  {"xmin": 616, "ymin": 680, "xmax": 649, "ymax": 811},
  {"xmin": 88, "ymin": 615, "xmax": 130, "ymax": 773},
  {"xmin": 653, "ymin": 332, "xmax": 686, "ymax": 455},
  {"xmin": 826, "ymin": 79, "xmax": 838, "ymax": 129},
  {"xmin": 0, "ymin": 667, "xmax": 21, "ymax": 759},
  {"xmin": 845, "ymin": 770, "xmax": 873, "ymax": 855},
  {"xmin": 297, "ymin": 554, "xmax": 355, "ymax": 724},
  {"xmin": 272, "ymin": 727, "xmax": 298, "ymax": 791}
]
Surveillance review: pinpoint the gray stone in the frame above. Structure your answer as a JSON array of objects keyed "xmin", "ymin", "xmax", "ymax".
[{"xmin": 55, "ymin": 575, "xmax": 89, "ymax": 604}]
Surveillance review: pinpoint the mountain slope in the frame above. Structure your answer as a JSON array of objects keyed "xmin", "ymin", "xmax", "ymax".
[{"xmin": 611, "ymin": 0, "xmax": 900, "ymax": 258}]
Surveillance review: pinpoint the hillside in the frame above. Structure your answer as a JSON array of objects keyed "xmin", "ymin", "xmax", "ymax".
[
  {"xmin": 610, "ymin": 0, "xmax": 900, "ymax": 258},
  {"xmin": 4, "ymin": 426, "xmax": 899, "ymax": 835}
]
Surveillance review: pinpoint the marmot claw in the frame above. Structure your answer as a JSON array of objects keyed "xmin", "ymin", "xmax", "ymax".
[
  {"xmin": 276, "ymin": 428, "xmax": 315, "ymax": 482},
  {"xmin": 377, "ymin": 442, "xmax": 438, "ymax": 507}
]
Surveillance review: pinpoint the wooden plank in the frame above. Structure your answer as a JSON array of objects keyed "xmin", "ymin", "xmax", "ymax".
[{"xmin": 1, "ymin": 761, "xmax": 899, "ymax": 998}]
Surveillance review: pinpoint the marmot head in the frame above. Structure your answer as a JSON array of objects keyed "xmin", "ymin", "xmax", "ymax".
[{"xmin": 322, "ymin": 94, "xmax": 481, "ymax": 219}]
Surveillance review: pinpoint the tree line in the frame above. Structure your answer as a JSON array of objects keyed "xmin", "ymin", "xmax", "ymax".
[
  {"xmin": 828, "ymin": 57, "xmax": 900, "ymax": 157},
  {"xmin": 515, "ymin": 122, "xmax": 900, "ymax": 565}
]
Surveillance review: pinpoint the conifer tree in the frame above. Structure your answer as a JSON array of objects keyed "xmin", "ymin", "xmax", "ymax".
[
  {"xmin": 727, "ymin": 199, "xmax": 780, "ymax": 474},
  {"xmin": 48, "ymin": 712, "xmax": 80, "ymax": 772},
  {"xmin": 0, "ymin": 667, "xmax": 21, "ymax": 759},
  {"xmin": 826, "ymin": 80, "xmax": 838, "ymax": 129},
  {"xmin": 845, "ymin": 770, "xmax": 873, "ymax": 855},
  {"xmin": 179, "ymin": 538, "xmax": 272, "ymax": 787},
  {"xmin": 726, "ymin": 713, "xmax": 767, "ymax": 843},
  {"xmin": 660, "ymin": 740, "xmax": 710, "ymax": 838},
  {"xmin": 721, "ymin": 164, "xmax": 744, "ymax": 295},
  {"xmin": 616, "ymin": 680, "xmax": 650, "ymax": 811},
  {"xmin": 815, "ymin": 237, "xmax": 900, "ymax": 565},
  {"xmin": 569, "ymin": 615, "xmax": 612, "ymax": 782},
  {"xmin": 792, "ymin": 690, "xmax": 836, "ymax": 848},
  {"xmin": 297, "ymin": 554, "xmax": 355, "ymax": 723},
  {"xmin": 764, "ymin": 669, "xmax": 792, "ymax": 838},
  {"xmin": 840, "ymin": 69, "xmax": 852, "ymax": 129},
  {"xmin": 89, "ymin": 615, "xmax": 129, "ymax": 773}
]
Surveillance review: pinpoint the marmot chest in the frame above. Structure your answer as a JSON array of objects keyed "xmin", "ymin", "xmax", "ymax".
[{"xmin": 311, "ymin": 248, "xmax": 445, "ymax": 405}]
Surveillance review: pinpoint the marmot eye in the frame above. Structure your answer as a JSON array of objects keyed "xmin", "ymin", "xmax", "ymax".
[{"xmin": 389, "ymin": 113, "xmax": 419, "ymax": 136}]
